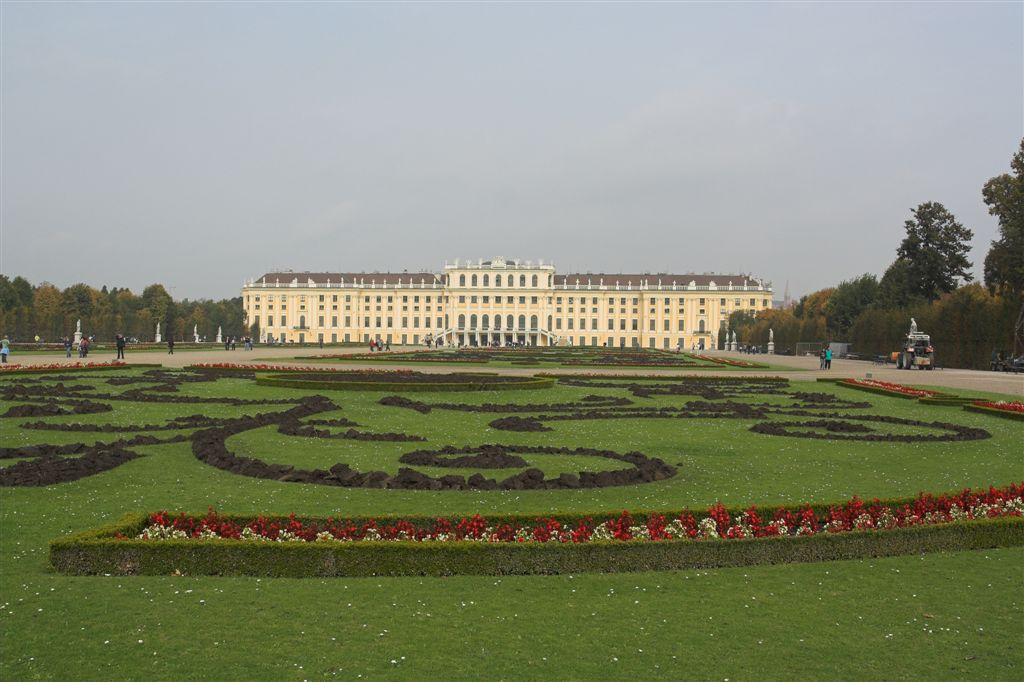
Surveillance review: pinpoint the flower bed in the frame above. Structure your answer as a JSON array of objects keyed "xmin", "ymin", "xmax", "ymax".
[
  {"xmin": 0, "ymin": 361, "xmax": 131, "ymax": 375},
  {"xmin": 50, "ymin": 485, "xmax": 1024, "ymax": 576},
  {"xmin": 254, "ymin": 371, "xmax": 555, "ymax": 392},
  {"xmin": 837, "ymin": 378, "xmax": 941, "ymax": 399},
  {"xmin": 188, "ymin": 363, "xmax": 412, "ymax": 373},
  {"xmin": 965, "ymin": 401, "xmax": 1024, "ymax": 421},
  {"xmin": 692, "ymin": 355, "xmax": 769, "ymax": 369}
]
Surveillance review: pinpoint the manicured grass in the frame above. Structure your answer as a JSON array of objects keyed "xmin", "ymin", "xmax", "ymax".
[{"xmin": 1, "ymin": 367, "xmax": 1022, "ymax": 680}]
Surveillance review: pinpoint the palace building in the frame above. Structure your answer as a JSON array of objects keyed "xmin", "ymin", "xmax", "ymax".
[{"xmin": 241, "ymin": 257, "xmax": 773, "ymax": 349}]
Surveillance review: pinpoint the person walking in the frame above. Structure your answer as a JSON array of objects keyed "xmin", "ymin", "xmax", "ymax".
[
  {"xmin": 115, "ymin": 333, "xmax": 126, "ymax": 360},
  {"xmin": 825, "ymin": 347, "xmax": 833, "ymax": 370},
  {"xmin": 167, "ymin": 338, "xmax": 175, "ymax": 354},
  {"xmin": 0, "ymin": 336, "xmax": 9, "ymax": 364},
  {"xmin": 64, "ymin": 336, "xmax": 72, "ymax": 358}
]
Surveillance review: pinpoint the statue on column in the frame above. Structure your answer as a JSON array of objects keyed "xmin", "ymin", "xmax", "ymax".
[
  {"xmin": 767, "ymin": 327, "xmax": 775, "ymax": 355},
  {"xmin": 216, "ymin": 326, "xmax": 223, "ymax": 344},
  {"xmin": 155, "ymin": 322, "xmax": 162, "ymax": 344},
  {"xmin": 74, "ymin": 319, "xmax": 83, "ymax": 344}
]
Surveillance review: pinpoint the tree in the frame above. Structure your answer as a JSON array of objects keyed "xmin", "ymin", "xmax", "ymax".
[
  {"xmin": 896, "ymin": 202, "xmax": 973, "ymax": 301},
  {"xmin": 824, "ymin": 274, "xmax": 878, "ymax": 338},
  {"xmin": 982, "ymin": 139, "xmax": 1024, "ymax": 296}
]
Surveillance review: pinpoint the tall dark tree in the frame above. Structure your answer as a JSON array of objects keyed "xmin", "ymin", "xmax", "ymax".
[
  {"xmin": 983, "ymin": 139, "xmax": 1024, "ymax": 295},
  {"xmin": 825, "ymin": 274, "xmax": 878, "ymax": 338},
  {"xmin": 982, "ymin": 139, "xmax": 1024, "ymax": 353},
  {"xmin": 896, "ymin": 202, "xmax": 973, "ymax": 301}
]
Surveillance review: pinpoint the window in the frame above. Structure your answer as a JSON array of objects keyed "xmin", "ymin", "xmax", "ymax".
[
  {"xmin": 402, "ymin": 317, "xmax": 408, "ymax": 328},
  {"xmin": 663, "ymin": 319, "xmax": 669, "ymax": 331},
  {"xmin": 318, "ymin": 316, "xmax": 325, "ymax": 327},
  {"xmin": 318, "ymin": 295, "xmax": 324, "ymax": 302},
  {"xmin": 556, "ymin": 319, "xmax": 562, "ymax": 330},
  {"xmin": 413, "ymin": 317, "xmax": 419, "ymax": 328},
  {"xmin": 458, "ymin": 314, "xmax": 466, "ymax": 329},
  {"xmin": 699, "ymin": 298, "xmax": 706, "ymax": 305},
  {"xmin": 678, "ymin": 319, "xmax": 684, "ymax": 331},
  {"xmin": 591, "ymin": 319, "xmax": 597, "ymax": 330},
  {"xmin": 568, "ymin": 319, "xmax": 574, "ymax": 330},
  {"xmin": 387, "ymin": 317, "xmax": 393, "ymax": 328},
  {"xmin": 496, "ymin": 274, "xmax": 502, "ymax": 287},
  {"xmin": 607, "ymin": 320, "xmax": 614, "ymax": 330},
  {"xmin": 519, "ymin": 296, "xmax": 526, "ymax": 304},
  {"xmin": 364, "ymin": 317, "xmax": 370, "ymax": 327},
  {"xmin": 483, "ymin": 274, "xmax": 489, "ymax": 287},
  {"xmin": 506, "ymin": 296, "xmax": 514, "ymax": 304},
  {"xmin": 331, "ymin": 316, "xmax": 337, "ymax": 327},
  {"xmin": 720, "ymin": 298, "xmax": 726, "ymax": 306},
  {"xmin": 619, "ymin": 319, "xmax": 626, "ymax": 330},
  {"xmin": 375, "ymin": 318, "xmax": 382, "ymax": 328},
  {"xmin": 345, "ymin": 316, "xmax": 351, "ymax": 327},
  {"xmin": 280, "ymin": 315, "xmax": 286, "ymax": 326},
  {"xmin": 482, "ymin": 296, "xmax": 489, "ymax": 303},
  {"xmin": 458, "ymin": 296, "xmax": 466, "ymax": 303},
  {"xmin": 471, "ymin": 296, "xmax": 477, "ymax": 304},
  {"xmin": 531, "ymin": 296, "xmax": 538, "ymax": 304},
  {"xmin": 471, "ymin": 274, "xmax": 478, "ymax": 286},
  {"xmin": 750, "ymin": 298, "xmax": 756, "ymax": 306},
  {"xmin": 520, "ymin": 275, "xmax": 526, "ymax": 287},
  {"xmin": 531, "ymin": 274, "xmax": 538, "ymax": 287}
]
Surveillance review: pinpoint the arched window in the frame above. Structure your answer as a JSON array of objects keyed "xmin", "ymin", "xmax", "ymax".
[
  {"xmin": 483, "ymin": 274, "xmax": 489, "ymax": 287},
  {"xmin": 458, "ymin": 314, "xmax": 466, "ymax": 329},
  {"xmin": 519, "ymin": 275, "xmax": 526, "ymax": 287},
  {"xmin": 506, "ymin": 314, "xmax": 514, "ymax": 329},
  {"xmin": 299, "ymin": 315, "xmax": 305, "ymax": 329},
  {"xmin": 481, "ymin": 314, "xmax": 489, "ymax": 330},
  {"xmin": 471, "ymin": 274, "xmax": 478, "ymax": 286},
  {"xmin": 459, "ymin": 274, "xmax": 466, "ymax": 287},
  {"xmin": 530, "ymin": 315, "xmax": 538, "ymax": 330},
  {"xmin": 495, "ymin": 274, "xmax": 502, "ymax": 287},
  {"xmin": 532, "ymin": 274, "xmax": 538, "ymax": 287},
  {"xmin": 547, "ymin": 315, "xmax": 552, "ymax": 330},
  {"xmin": 470, "ymin": 314, "xmax": 478, "ymax": 329},
  {"xmin": 518, "ymin": 314, "xmax": 526, "ymax": 330},
  {"xmin": 698, "ymin": 319, "xmax": 705, "ymax": 332}
]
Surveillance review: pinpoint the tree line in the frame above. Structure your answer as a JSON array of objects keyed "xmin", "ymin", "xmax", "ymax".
[
  {"xmin": 728, "ymin": 140, "xmax": 1023, "ymax": 369},
  {"xmin": 0, "ymin": 280, "xmax": 246, "ymax": 345}
]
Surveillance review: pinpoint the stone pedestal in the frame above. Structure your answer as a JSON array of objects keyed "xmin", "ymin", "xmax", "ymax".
[
  {"xmin": 216, "ymin": 327, "xmax": 222, "ymax": 344},
  {"xmin": 154, "ymin": 331, "xmax": 162, "ymax": 343},
  {"xmin": 74, "ymin": 330, "xmax": 82, "ymax": 344},
  {"xmin": 767, "ymin": 342, "xmax": 775, "ymax": 355}
]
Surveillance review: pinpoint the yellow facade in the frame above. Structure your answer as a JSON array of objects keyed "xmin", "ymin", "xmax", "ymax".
[{"xmin": 242, "ymin": 257, "xmax": 772, "ymax": 349}]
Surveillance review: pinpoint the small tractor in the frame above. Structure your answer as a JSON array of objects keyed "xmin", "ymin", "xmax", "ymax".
[{"xmin": 895, "ymin": 318, "xmax": 934, "ymax": 370}]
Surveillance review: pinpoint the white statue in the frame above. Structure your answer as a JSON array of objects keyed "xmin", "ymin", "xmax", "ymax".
[
  {"xmin": 769, "ymin": 328, "xmax": 774, "ymax": 342},
  {"xmin": 154, "ymin": 322, "xmax": 162, "ymax": 344},
  {"xmin": 910, "ymin": 317, "xmax": 918, "ymax": 334},
  {"xmin": 216, "ymin": 326, "xmax": 223, "ymax": 344},
  {"xmin": 193, "ymin": 324, "xmax": 199, "ymax": 343},
  {"xmin": 74, "ymin": 319, "xmax": 83, "ymax": 344}
]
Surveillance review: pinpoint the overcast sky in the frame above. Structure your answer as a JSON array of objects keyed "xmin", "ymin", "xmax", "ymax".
[{"xmin": 2, "ymin": 2, "xmax": 1021, "ymax": 301}]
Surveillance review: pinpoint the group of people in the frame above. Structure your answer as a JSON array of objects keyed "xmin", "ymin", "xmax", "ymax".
[
  {"xmin": 819, "ymin": 346, "xmax": 833, "ymax": 369},
  {"xmin": 368, "ymin": 338, "xmax": 391, "ymax": 352},
  {"xmin": 223, "ymin": 336, "xmax": 253, "ymax": 351}
]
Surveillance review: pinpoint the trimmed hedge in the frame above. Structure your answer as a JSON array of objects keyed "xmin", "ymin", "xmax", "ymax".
[
  {"xmin": 542, "ymin": 373, "xmax": 788, "ymax": 382},
  {"xmin": 963, "ymin": 404, "xmax": 1024, "ymax": 421},
  {"xmin": 49, "ymin": 514, "xmax": 1024, "ymax": 577},
  {"xmin": 253, "ymin": 374, "xmax": 555, "ymax": 392}
]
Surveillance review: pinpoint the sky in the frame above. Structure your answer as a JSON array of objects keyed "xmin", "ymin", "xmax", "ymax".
[{"xmin": 1, "ymin": 1, "xmax": 1021, "ymax": 301}]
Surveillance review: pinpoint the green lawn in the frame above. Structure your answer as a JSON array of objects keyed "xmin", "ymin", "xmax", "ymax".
[{"xmin": 1, "ymin": 367, "xmax": 1022, "ymax": 680}]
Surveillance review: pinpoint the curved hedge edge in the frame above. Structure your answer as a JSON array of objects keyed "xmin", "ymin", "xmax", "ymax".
[
  {"xmin": 827, "ymin": 379, "xmax": 928, "ymax": 399},
  {"xmin": 0, "ymin": 364, "xmax": 163, "ymax": 376},
  {"xmin": 541, "ymin": 373, "xmax": 789, "ymax": 382},
  {"xmin": 252, "ymin": 376, "xmax": 556, "ymax": 392},
  {"xmin": 963, "ymin": 404, "xmax": 1024, "ymax": 421},
  {"xmin": 49, "ymin": 516, "xmax": 1024, "ymax": 577},
  {"xmin": 918, "ymin": 397, "xmax": 975, "ymax": 406}
]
